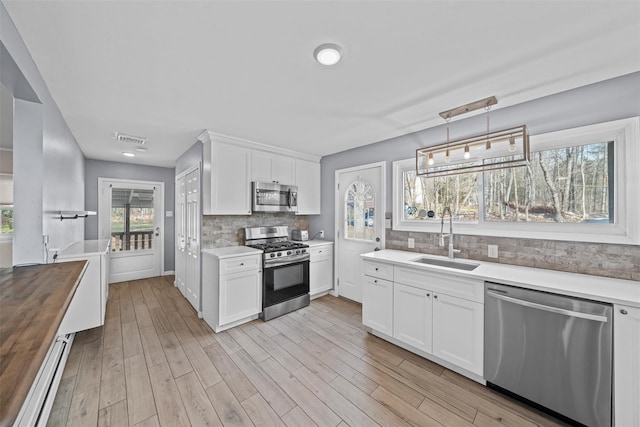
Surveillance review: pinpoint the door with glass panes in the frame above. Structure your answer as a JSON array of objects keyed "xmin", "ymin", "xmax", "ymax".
[
  {"xmin": 336, "ymin": 162, "xmax": 385, "ymax": 303},
  {"xmin": 99, "ymin": 179, "xmax": 163, "ymax": 282}
]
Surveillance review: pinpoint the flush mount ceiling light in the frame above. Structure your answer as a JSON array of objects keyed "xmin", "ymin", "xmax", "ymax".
[
  {"xmin": 314, "ymin": 43, "xmax": 342, "ymax": 66},
  {"xmin": 122, "ymin": 152, "xmax": 136, "ymax": 157},
  {"xmin": 416, "ymin": 96, "xmax": 530, "ymax": 177}
]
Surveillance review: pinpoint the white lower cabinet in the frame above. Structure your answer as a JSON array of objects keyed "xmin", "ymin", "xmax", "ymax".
[
  {"xmin": 432, "ymin": 292, "xmax": 483, "ymax": 376},
  {"xmin": 202, "ymin": 249, "xmax": 262, "ymax": 332},
  {"xmin": 362, "ymin": 259, "xmax": 484, "ymax": 382},
  {"xmin": 393, "ymin": 282, "xmax": 432, "ymax": 353},
  {"xmin": 362, "ymin": 275, "xmax": 393, "ymax": 336},
  {"xmin": 309, "ymin": 242, "xmax": 334, "ymax": 297},
  {"xmin": 614, "ymin": 304, "xmax": 640, "ymax": 426}
]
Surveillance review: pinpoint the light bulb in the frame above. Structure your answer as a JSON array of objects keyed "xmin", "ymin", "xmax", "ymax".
[
  {"xmin": 508, "ymin": 136, "xmax": 517, "ymax": 152},
  {"xmin": 463, "ymin": 145, "xmax": 470, "ymax": 159},
  {"xmin": 445, "ymin": 149, "xmax": 451, "ymax": 164},
  {"xmin": 427, "ymin": 152, "xmax": 434, "ymax": 165}
]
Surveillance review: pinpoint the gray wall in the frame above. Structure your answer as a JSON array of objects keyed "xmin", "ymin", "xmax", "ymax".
[
  {"xmin": 310, "ymin": 72, "xmax": 640, "ymax": 239},
  {"xmin": 84, "ymin": 159, "xmax": 175, "ymax": 272},
  {"xmin": 175, "ymin": 141, "xmax": 202, "ymax": 176},
  {"xmin": 1, "ymin": 4, "xmax": 85, "ymax": 264}
]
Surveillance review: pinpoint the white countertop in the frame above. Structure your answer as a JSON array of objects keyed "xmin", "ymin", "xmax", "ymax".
[
  {"xmin": 202, "ymin": 246, "xmax": 263, "ymax": 259},
  {"xmin": 362, "ymin": 249, "xmax": 640, "ymax": 307},
  {"xmin": 58, "ymin": 239, "xmax": 110, "ymax": 258},
  {"xmin": 305, "ymin": 240, "xmax": 334, "ymax": 248}
]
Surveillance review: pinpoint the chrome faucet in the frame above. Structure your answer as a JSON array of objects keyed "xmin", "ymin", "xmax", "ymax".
[{"xmin": 440, "ymin": 207, "xmax": 461, "ymax": 260}]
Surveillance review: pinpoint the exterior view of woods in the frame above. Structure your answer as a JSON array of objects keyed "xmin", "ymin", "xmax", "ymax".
[
  {"xmin": 404, "ymin": 141, "xmax": 612, "ymax": 223},
  {"xmin": 110, "ymin": 188, "xmax": 155, "ymax": 251},
  {"xmin": 345, "ymin": 180, "xmax": 375, "ymax": 240}
]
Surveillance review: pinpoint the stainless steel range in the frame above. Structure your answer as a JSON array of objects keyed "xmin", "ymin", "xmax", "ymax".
[{"xmin": 244, "ymin": 226, "xmax": 310, "ymax": 321}]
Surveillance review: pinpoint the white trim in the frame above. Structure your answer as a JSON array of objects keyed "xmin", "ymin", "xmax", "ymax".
[
  {"xmin": 175, "ymin": 162, "xmax": 201, "ymax": 181},
  {"xmin": 198, "ymin": 130, "xmax": 321, "ymax": 163},
  {"xmin": 393, "ymin": 117, "xmax": 640, "ymax": 245},
  {"xmin": 163, "ymin": 270, "xmax": 175, "ymax": 276},
  {"xmin": 334, "ymin": 161, "xmax": 387, "ymax": 297}
]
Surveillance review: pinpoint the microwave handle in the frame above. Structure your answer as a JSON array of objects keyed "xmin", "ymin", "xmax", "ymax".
[{"xmin": 288, "ymin": 189, "xmax": 292, "ymax": 208}]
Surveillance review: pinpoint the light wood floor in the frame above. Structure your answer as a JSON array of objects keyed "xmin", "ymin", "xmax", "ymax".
[{"xmin": 47, "ymin": 275, "xmax": 566, "ymax": 427}]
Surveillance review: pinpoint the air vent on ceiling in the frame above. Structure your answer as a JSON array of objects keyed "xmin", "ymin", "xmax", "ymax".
[{"xmin": 114, "ymin": 132, "xmax": 147, "ymax": 145}]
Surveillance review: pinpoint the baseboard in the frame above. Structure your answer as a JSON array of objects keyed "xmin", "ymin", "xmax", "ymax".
[{"xmin": 163, "ymin": 270, "xmax": 175, "ymax": 276}]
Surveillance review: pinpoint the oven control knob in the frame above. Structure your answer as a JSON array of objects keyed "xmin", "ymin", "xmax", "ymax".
[
  {"xmin": 277, "ymin": 252, "xmax": 282, "ymax": 257},
  {"xmin": 301, "ymin": 249, "xmax": 306, "ymax": 253},
  {"xmin": 295, "ymin": 249, "xmax": 301, "ymax": 254},
  {"xmin": 287, "ymin": 251, "xmax": 292, "ymax": 255},
  {"xmin": 270, "ymin": 253, "xmax": 275, "ymax": 258}
]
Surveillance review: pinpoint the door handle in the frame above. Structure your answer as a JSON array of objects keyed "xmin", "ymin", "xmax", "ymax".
[
  {"xmin": 374, "ymin": 247, "xmax": 381, "ymax": 251},
  {"xmin": 486, "ymin": 290, "xmax": 609, "ymax": 322}
]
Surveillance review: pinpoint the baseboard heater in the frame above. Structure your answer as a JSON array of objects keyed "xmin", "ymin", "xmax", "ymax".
[{"xmin": 13, "ymin": 334, "xmax": 75, "ymax": 426}]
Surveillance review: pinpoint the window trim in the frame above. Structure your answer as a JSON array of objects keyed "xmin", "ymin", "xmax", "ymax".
[{"xmin": 392, "ymin": 117, "xmax": 639, "ymax": 245}]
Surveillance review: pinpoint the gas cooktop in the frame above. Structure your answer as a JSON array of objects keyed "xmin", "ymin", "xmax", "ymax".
[{"xmin": 247, "ymin": 241, "xmax": 309, "ymax": 253}]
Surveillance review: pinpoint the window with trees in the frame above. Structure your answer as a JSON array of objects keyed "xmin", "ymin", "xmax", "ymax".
[{"xmin": 393, "ymin": 118, "xmax": 639, "ymax": 244}]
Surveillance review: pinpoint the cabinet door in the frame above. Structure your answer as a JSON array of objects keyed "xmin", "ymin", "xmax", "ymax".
[
  {"xmin": 205, "ymin": 141, "xmax": 251, "ymax": 214},
  {"xmin": 393, "ymin": 283, "xmax": 432, "ymax": 353},
  {"xmin": 614, "ymin": 305, "xmax": 640, "ymax": 426},
  {"xmin": 310, "ymin": 255, "xmax": 333, "ymax": 295},
  {"xmin": 220, "ymin": 269, "xmax": 262, "ymax": 325},
  {"xmin": 271, "ymin": 153, "xmax": 295, "ymax": 185},
  {"xmin": 362, "ymin": 276, "xmax": 393, "ymax": 335},
  {"xmin": 295, "ymin": 159, "xmax": 321, "ymax": 215},
  {"xmin": 252, "ymin": 151, "xmax": 295, "ymax": 185},
  {"xmin": 251, "ymin": 150, "xmax": 273, "ymax": 183},
  {"xmin": 432, "ymin": 293, "xmax": 483, "ymax": 376}
]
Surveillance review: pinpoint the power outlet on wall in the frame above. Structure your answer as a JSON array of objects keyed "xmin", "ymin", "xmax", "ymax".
[
  {"xmin": 488, "ymin": 244, "xmax": 498, "ymax": 258},
  {"xmin": 319, "ymin": 230, "xmax": 324, "ymax": 238},
  {"xmin": 408, "ymin": 238, "xmax": 415, "ymax": 249}
]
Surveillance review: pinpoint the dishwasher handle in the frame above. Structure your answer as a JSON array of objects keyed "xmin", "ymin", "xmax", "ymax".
[{"xmin": 486, "ymin": 289, "xmax": 609, "ymax": 323}]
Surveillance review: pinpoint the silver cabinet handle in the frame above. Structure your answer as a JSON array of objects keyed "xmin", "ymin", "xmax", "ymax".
[
  {"xmin": 620, "ymin": 309, "xmax": 628, "ymax": 315},
  {"xmin": 375, "ymin": 267, "xmax": 379, "ymax": 271},
  {"xmin": 374, "ymin": 279, "xmax": 378, "ymax": 284},
  {"xmin": 434, "ymin": 295, "xmax": 438, "ymax": 299},
  {"xmin": 426, "ymin": 293, "xmax": 430, "ymax": 297},
  {"xmin": 487, "ymin": 290, "xmax": 609, "ymax": 323},
  {"xmin": 240, "ymin": 262, "xmax": 244, "ymax": 266}
]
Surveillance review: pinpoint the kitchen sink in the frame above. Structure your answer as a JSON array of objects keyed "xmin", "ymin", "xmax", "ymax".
[{"xmin": 410, "ymin": 257, "xmax": 480, "ymax": 271}]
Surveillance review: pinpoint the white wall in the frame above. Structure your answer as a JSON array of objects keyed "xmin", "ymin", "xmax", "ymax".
[{"xmin": 1, "ymin": 3, "xmax": 85, "ymax": 264}]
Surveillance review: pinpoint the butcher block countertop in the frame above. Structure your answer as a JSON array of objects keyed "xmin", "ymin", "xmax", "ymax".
[{"xmin": 0, "ymin": 261, "xmax": 87, "ymax": 427}]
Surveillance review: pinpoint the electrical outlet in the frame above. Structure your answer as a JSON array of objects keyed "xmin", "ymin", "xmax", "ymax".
[
  {"xmin": 42, "ymin": 235, "xmax": 49, "ymax": 244},
  {"xmin": 408, "ymin": 238, "xmax": 415, "ymax": 249},
  {"xmin": 488, "ymin": 244, "xmax": 498, "ymax": 258},
  {"xmin": 319, "ymin": 230, "xmax": 324, "ymax": 238}
]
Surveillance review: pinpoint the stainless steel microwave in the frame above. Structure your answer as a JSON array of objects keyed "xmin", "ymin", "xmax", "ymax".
[{"xmin": 252, "ymin": 182, "xmax": 298, "ymax": 213}]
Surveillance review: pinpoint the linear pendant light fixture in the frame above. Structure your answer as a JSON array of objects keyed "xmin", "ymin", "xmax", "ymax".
[{"xmin": 416, "ymin": 96, "xmax": 530, "ymax": 177}]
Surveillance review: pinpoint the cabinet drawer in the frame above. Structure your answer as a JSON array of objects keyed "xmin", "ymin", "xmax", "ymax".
[
  {"xmin": 220, "ymin": 255, "xmax": 261, "ymax": 275},
  {"xmin": 394, "ymin": 266, "xmax": 483, "ymax": 303},
  {"xmin": 310, "ymin": 245, "xmax": 333, "ymax": 258},
  {"xmin": 363, "ymin": 260, "xmax": 393, "ymax": 281}
]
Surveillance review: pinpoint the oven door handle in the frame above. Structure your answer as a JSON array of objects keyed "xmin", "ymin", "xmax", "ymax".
[{"xmin": 264, "ymin": 256, "xmax": 310, "ymax": 268}]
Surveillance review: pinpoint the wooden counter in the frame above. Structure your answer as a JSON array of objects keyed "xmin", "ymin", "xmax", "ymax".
[{"xmin": 0, "ymin": 261, "xmax": 86, "ymax": 427}]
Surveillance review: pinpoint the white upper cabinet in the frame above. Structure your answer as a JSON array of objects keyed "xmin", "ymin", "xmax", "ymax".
[
  {"xmin": 252, "ymin": 150, "xmax": 295, "ymax": 185},
  {"xmin": 295, "ymin": 159, "xmax": 321, "ymax": 215},
  {"xmin": 202, "ymin": 135, "xmax": 252, "ymax": 215},
  {"xmin": 199, "ymin": 131, "xmax": 320, "ymax": 215}
]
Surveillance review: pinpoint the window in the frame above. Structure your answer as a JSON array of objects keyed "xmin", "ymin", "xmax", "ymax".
[
  {"xmin": 110, "ymin": 188, "xmax": 155, "ymax": 251},
  {"xmin": 393, "ymin": 117, "xmax": 639, "ymax": 244},
  {"xmin": 0, "ymin": 173, "xmax": 13, "ymax": 236},
  {"xmin": 345, "ymin": 180, "xmax": 375, "ymax": 241}
]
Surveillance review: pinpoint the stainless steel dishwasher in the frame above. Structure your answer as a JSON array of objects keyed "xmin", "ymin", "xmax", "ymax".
[{"xmin": 484, "ymin": 282, "xmax": 612, "ymax": 427}]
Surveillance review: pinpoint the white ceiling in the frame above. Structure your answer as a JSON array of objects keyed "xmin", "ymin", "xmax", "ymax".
[{"xmin": 3, "ymin": 1, "xmax": 639, "ymax": 168}]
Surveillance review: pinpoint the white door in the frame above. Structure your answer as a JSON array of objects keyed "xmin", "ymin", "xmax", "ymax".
[
  {"xmin": 99, "ymin": 179, "xmax": 163, "ymax": 283},
  {"xmin": 335, "ymin": 162, "xmax": 385, "ymax": 303},
  {"xmin": 185, "ymin": 168, "xmax": 200, "ymax": 312},
  {"xmin": 175, "ymin": 175, "xmax": 187, "ymax": 296}
]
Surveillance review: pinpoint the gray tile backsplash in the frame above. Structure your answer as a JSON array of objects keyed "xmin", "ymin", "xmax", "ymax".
[
  {"xmin": 384, "ymin": 214, "xmax": 640, "ymax": 281},
  {"xmin": 202, "ymin": 213, "xmax": 310, "ymax": 248}
]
